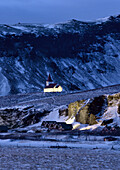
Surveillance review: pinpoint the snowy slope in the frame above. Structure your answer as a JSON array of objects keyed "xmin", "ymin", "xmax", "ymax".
[
  {"xmin": 0, "ymin": 14, "xmax": 120, "ymax": 95},
  {"xmin": 0, "ymin": 68, "xmax": 10, "ymax": 96}
]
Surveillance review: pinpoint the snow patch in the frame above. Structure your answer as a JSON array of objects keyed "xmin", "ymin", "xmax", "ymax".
[
  {"xmin": 11, "ymin": 26, "xmax": 30, "ymax": 32},
  {"xmin": 0, "ymin": 68, "xmax": 10, "ymax": 96},
  {"xmin": 96, "ymin": 16, "xmax": 110, "ymax": 24},
  {"xmin": 41, "ymin": 106, "xmax": 67, "ymax": 123},
  {"xmin": 15, "ymin": 60, "xmax": 25, "ymax": 74}
]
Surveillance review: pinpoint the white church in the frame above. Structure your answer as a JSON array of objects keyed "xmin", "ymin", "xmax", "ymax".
[{"xmin": 44, "ymin": 74, "xmax": 62, "ymax": 92}]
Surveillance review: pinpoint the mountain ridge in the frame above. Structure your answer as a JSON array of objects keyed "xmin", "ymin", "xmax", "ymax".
[{"xmin": 0, "ymin": 14, "xmax": 120, "ymax": 95}]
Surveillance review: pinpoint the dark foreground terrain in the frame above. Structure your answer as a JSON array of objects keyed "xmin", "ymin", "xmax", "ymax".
[{"xmin": 0, "ymin": 146, "xmax": 120, "ymax": 169}]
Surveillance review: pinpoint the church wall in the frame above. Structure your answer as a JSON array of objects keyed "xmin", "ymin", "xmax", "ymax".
[{"xmin": 44, "ymin": 86, "xmax": 62, "ymax": 92}]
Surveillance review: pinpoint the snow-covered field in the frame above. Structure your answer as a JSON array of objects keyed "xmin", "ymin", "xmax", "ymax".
[
  {"xmin": 0, "ymin": 137, "xmax": 120, "ymax": 149},
  {"xmin": 0, "ymin": 145, "xmax": 120, "ymax": 169}
]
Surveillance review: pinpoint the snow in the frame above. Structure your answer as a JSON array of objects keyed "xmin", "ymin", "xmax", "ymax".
[
  {"xmin": 15, "ymin": 60, "xmax": 25, "ymax": 74},
  {"xmin": 66, "ymin": 117, "xmax": 75, "ymax": 124},
  {"xmin": 103, "ymin": 106, "xmax": 118, "ymax": 119},
  {"xmin": 96, "ymin": 16, "xmax": 110, "ymax": 24},
  {"xmin": 41, "ymin": 106, "xmax": 67, "ymax": 123},
  {"xmin": 43, "ymin": 24, "xmax": 55, "ymax": 29},
  {"xmin": 0, "ymin": 19, "xmax": 120, "ymax": 95},
  {"xmin": 103, "ymin": 106, "xmax": 120, "ymax": 126},
  {"xmin": 0, "ymin": 68, "xmax": 10, "ymax": 96},
  {"xmin": 0, "ymin": 143, "xmax": 120, "ymax": 169},
  {"xmin": 80, "ymin": 122, "xmax": 102, "ymax": 131},
  {"xmin": 0, "ymin": 138, "xmax": 120, "ymax": 150},
  {"xmin": 87, "ymin": 82, "xmax": 95, "ymax": 89},
  {"xmin": 72, "ymin": 122, "xmax": 80, "ymax": 129},
  {"xmin": 11, "ymin": 25, "xmax": 30, "ymax": 32}
]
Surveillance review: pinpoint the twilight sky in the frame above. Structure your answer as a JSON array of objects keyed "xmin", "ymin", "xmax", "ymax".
[{"xmin": 0, "ymin": 0, "xmax": 120, "ymax": 24}]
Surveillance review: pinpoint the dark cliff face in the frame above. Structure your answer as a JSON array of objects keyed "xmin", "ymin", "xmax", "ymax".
[{"xmin": 0, "ymin": 15, "xmax": 120, "ymax": 95}]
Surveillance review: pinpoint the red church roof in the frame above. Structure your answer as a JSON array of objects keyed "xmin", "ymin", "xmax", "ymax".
[
  {"xmin": 47, "ymin": 74, "xmax": 53, "ymax": 82},
  {"xmin": 45, "ymin": 83, "xmax": 57, "ymax": 88}
]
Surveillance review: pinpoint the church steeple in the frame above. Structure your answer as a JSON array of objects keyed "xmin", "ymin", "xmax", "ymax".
[
  {"xmin": 44, "ymin": 73, "xmax": 62, "ymax": 92},
  {"xmin": 46, "ymin": 74, "xmax": 53, "ymax": 86}
]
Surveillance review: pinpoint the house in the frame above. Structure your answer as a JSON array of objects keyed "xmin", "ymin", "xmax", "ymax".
[
  {"xmin": 41, "ymin": 121, "xmax": 73, "ymax": 131},
  {"xmin": 44, "ymin": 74, "xmax": 62, "ymax": 92}
]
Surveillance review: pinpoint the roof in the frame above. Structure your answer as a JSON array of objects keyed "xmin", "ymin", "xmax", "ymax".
[
  {"xmin": 41, "ymin": 121, "xmax": 73, "ymax": 130},
  {"xmin": 47, "ymin": 74, "xmax": 53, "ymax": 82},
  {"xmin": 45, "ymin": 83, "xmax": 57, "ymax": 88},
  {"xmin": 56, "ymin": 85, "xmax": 60, "ymax": 88}
]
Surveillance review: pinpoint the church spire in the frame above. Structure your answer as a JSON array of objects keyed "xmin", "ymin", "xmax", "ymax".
[
  {"xmin": 46, "ymin": 73, "xmax": 53, "ymax": 86},
  {"xmin": 47, "ymin": 74, "xmax": 53, "ymax": 82}
]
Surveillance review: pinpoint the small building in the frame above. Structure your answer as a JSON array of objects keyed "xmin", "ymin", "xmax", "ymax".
[
  {"xmin": 41, "ymin": 121, "xmax": 73, "ymax": 131},
  {"xmin": 44, "ymin": 74, "xmax": 62, "ymax": 92}
]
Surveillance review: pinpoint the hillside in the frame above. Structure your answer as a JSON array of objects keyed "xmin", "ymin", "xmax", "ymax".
[
  {"xmin": 0, "ymin": 15, "xmax": 120, "ymax": 95},
  {"xmin": 0, "ymin": 85, "xmax": 119, "ymax": 131}
]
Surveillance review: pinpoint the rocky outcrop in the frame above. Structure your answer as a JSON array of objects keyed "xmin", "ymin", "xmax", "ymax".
[
  {"xmin": 67, "ymin": 96, "xmax": 106, "ymax": 125},
  {"xmin": 107, "ymin": 93, "xmax": 120, "ymax": 107},
  {"xmin": 0, "ymin": 92, "xmax": 119, "ymax": 129},
  {"xmin": 101, "ymin": 119, "xmax": 114, "ymax": 126},
  {"xmin": 0, "ymin": 107, "xmax": 50, "ymax": 128},
  {"xmin": 68, "ymin": 100, "xmax": 85, "ymax": 118},
  {"xmin": 59, "ymin": 106, "xmax": 68, "ymax": 117},
  {"xmin": 67, "ymin": 93, "xmax": 120, "ymax": 125}
]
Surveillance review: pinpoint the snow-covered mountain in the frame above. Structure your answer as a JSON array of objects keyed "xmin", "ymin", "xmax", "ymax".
[{"xmin": 0, "ymin": 14, "xmax": 120, "ymax": 95}]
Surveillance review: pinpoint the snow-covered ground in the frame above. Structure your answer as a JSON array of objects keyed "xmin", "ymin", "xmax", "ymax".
[
  {"xmin": 0, "ymin": 138, "xmax": 120, "ymax": 149},
  {"xmin": 0, "ymin": 141, "xmax": 120, "ymax": 169}
]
